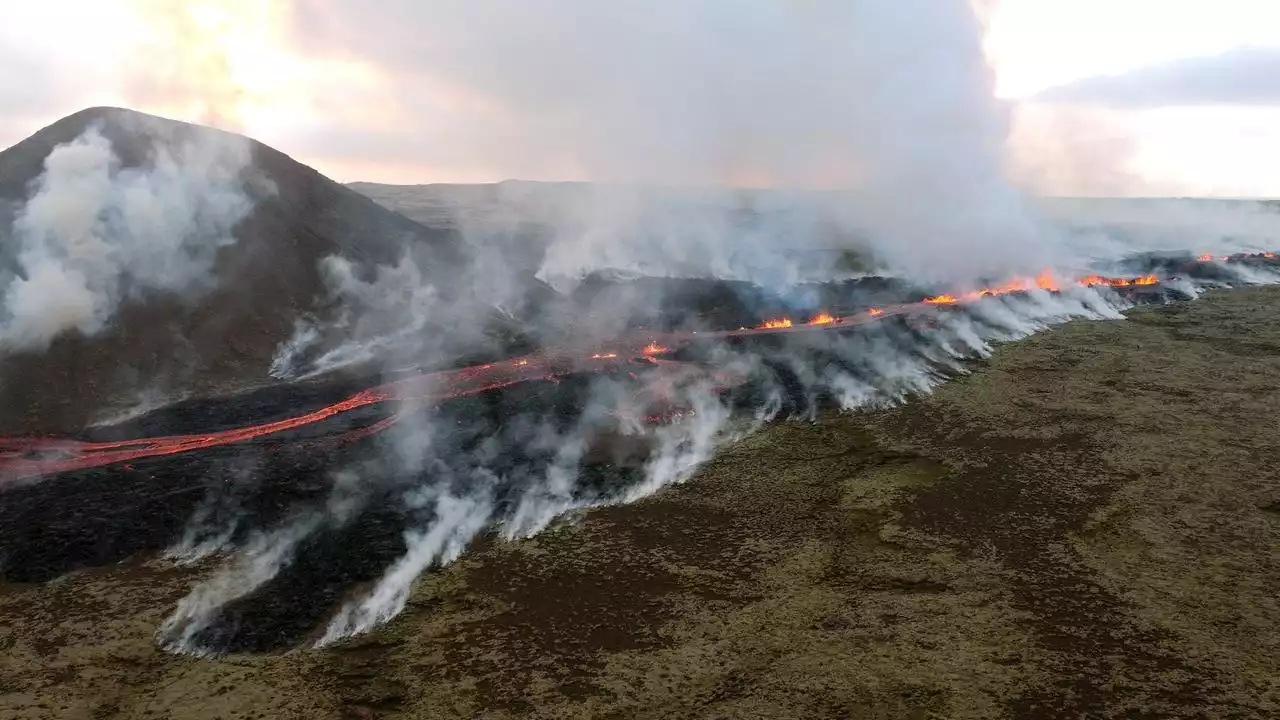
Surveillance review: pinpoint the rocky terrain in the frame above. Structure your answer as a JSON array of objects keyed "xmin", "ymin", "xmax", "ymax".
[{"xmin": 2, "ymin": 285, "xmax": 1276, "ymax": 719}]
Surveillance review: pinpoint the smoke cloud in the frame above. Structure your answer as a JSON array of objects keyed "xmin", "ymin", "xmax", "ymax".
[
  {"xmin": 171, "ymin": 277, "xmax": 1209, "ymax": 653},
  {"xmin": 285, "ymin": 0, "xmax": 1058, "ymax": 284},
  {"xmin": 0, "ymin": 117, "xmax": 260, "ymax": 354}
]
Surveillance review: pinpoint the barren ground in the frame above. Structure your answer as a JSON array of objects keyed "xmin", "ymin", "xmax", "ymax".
[{"xmin": 2, "ymin": 287, "xmax": 1278, "ymax": 719}]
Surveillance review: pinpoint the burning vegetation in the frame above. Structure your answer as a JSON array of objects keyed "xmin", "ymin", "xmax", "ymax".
[{"xmin": 4, "ymin": 252, "xmax": 1277, "ymax": 484}]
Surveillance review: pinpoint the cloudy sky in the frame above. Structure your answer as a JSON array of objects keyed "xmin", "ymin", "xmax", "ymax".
[{"xmin": 2, "ymin": 0, "xmax": 1278, "ymax": 196}]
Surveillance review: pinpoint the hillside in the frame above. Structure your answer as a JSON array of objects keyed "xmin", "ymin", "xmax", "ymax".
[{"xmin": 0, "ymin": 108, "xmax": 541, "ymax": 434}]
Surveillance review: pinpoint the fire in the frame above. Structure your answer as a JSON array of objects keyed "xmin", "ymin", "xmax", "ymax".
[
  {"xmin": 868, "ymin": 308, "xmax": 884, "ymax": 317},
  {"xmin": 642, "ymin": 342, "xmax": 669, "ymax": 355},
  {"xmin": 591, "ymin": 353, "xmax": 618, "ymax": 360},
  {"xmin": 1198, "ymin": 254, "xmax": 1213, "ymax": 262},
  {"xmin": 517, "ymin": 359, "xmax": 528, "ymax": 366},
  {"xmin": 932, "ymin": 268, "xmax": 1162, "ymax": 302},
  {"xmin": 808, "ymin": 312, "xmax": 837, "ymax": 326},
  {"xmin": 759, "ymin": 318, "xmax": 793, "ymax": 329}
]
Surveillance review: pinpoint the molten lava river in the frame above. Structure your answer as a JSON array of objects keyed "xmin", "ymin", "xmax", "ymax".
[{"xmin": 0, "ymin": 255, "xmax": 1272, "ymax": 485}]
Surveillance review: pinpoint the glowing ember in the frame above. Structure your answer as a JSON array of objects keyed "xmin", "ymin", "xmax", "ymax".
[
  {"xmin": 808, "ymin": 312, "xmax": 836, "ymax": 326},
  {"xmin": 868, "ymin": 308, "xmax": 884, "ymax": 317},
  {"xmin": 1199, "ymin": 254, "xmax": 1213, "ymax": 261},
  {"xmin": 642, "ymin": 342, "xmax": 670, "ymax": 355},
  {"xmin": 759, "ymin": 318, "xmax": 793, "ymax": 329},
  {"xmin": 1077, "ymin": 274, "xmax": 1156, "ymax": 288},
  {"xmin": 591, "ymin": 353, "xmax": 619, "ymax": 360}
]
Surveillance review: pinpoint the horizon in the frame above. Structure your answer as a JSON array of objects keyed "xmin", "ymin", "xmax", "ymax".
[
  {"xmin": 2, "ymin": 1, "xmax": 1279, "ymax": 197},
  {"xmin": 6, "ymin": 104, "xmax": 1280, "ymax": 203}
]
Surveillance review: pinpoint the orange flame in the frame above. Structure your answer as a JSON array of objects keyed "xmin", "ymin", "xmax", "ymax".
[
  {"xmin": 868, "ymin": 308, "xmax": 884, "ymax": 317},
  {"xmin": 925, "ymin": 294, "xmax": 958, "ymax": 305},
  {"xmin": 591, "ymin": 353, "xmax": 618, "ymax": 360},
  {"xmin": 1198, "ymin": 254, "xmax": 1213, "ymax": 262},
  {"xmin": 808, "ymin": 312, "xmax": 837, "ymax": 326},
  {"xmin": 759, "ymin": 318, "xmax": 793, "ymax": 329},
  {"xmin": 642, "ymin": 342, "xmax": 669, "ymax": 355}
]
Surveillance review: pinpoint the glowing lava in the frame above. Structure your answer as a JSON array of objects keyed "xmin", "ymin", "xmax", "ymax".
[
  {"xmin": 8, "ymin": 259, "xmax": 1276, "ymax": 483},
  {"xmin": 759, "ymin": 318, "xmax": 793, "ymax": 329}
]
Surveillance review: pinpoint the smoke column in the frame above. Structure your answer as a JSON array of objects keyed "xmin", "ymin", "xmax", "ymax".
[{"xmin": 284, "ymin": 0, "xmax": 1058, "ymax": 286}]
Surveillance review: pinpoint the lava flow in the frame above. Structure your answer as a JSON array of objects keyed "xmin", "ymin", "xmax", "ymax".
[{"xmin": 3, "ymin": 257, "xmax": 1274, "ymax": 484}]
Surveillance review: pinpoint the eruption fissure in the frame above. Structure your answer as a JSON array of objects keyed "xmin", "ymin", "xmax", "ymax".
[{"xmin": 1, "ymin": 260, "xmax": 1250, "ymax": 484}]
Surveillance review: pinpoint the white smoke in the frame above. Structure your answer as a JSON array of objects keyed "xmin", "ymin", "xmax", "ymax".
[
  {"xmin": 159, "ymin": 466, "xmax": 371, "ymax": 654},
  {"xmin": 1042, "ymin": 198, "xmax": 1280, "ymax": 264},
  {"xmin": 0, "ymin": 118, "xmax": 260, "ymax": 354},
  {"xmin": 317, "ymin": 487, "xmax": 494, "ymax": 644},
  {"xmin": 140, "ymin": 0, "xmax": 1280, "ymax": 653},
  {"xmin": 290, "ymin": 0, "xmax": 1069, "ymax": 287},
  {"xmin": 269, "ymin": 253, "xmax": 444, "ymax": 379}
]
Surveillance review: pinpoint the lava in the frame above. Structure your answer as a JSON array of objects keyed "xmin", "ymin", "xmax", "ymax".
[
  {"xmin": 1077, "ymin": 273, "xmax": 1157, "ymax": 288},
  {"xmin": 5, "ymin": 258, "xmax": 1276, "ymax": 484}
]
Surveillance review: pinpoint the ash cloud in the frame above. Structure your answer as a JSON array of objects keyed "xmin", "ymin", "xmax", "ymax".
[{"xmin": 0, "ymin": 117, "xmax": 259, "ymax": 354}]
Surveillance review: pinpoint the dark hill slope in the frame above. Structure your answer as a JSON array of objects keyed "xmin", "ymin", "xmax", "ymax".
[{"xmin": 0, "ymin": 108, "xmax": 540, "ymax": 435}]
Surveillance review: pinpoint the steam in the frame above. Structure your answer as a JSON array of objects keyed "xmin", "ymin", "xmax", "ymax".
[
  {"xmin": 166, "ymin": 277, "xmax": 1195, "ymax": 655},
  {"xmin": 141, "ymin": 0, "xmax": 1280, "ymax": 655},
  {"xmin": 0, "ymin": 118, "xmax": 258, "ymax": 354},
  {"xmin": 270, "ymin": 253, "xmax": 444, "ymax": 379},
  {"xmin": 318, "ymin": 489, "xmax": 493, "ymax": 643},
  {"xmin": 159, "ymin": 465, "xmax": 370, "ymax": 653}
]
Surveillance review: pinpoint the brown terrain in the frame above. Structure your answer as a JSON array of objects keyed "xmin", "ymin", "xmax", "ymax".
[{"xmin": 1, "ymin": 284, "xmax": 1277, "ymax": 719}]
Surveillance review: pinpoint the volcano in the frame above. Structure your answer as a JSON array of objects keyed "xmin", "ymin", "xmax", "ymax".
[{"xmin": 0, "ymin": 108, "xmax": 550, "ymax": 435}]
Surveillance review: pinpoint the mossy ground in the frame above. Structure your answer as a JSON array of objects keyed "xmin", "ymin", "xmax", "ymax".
[{"xmin": 3, "ymin": 287, "xmax": 1279, "ymax": 719}]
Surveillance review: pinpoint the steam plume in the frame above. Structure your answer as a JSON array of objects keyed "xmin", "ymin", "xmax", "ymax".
[{"xmin": 0, "ymin": 117, "xmax": 258, "ymax": 354}]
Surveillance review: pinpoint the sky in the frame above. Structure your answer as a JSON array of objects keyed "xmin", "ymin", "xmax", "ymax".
[{"xmin": 1, "ymin": 0, "xmax": 1278, "ymax": 196}]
